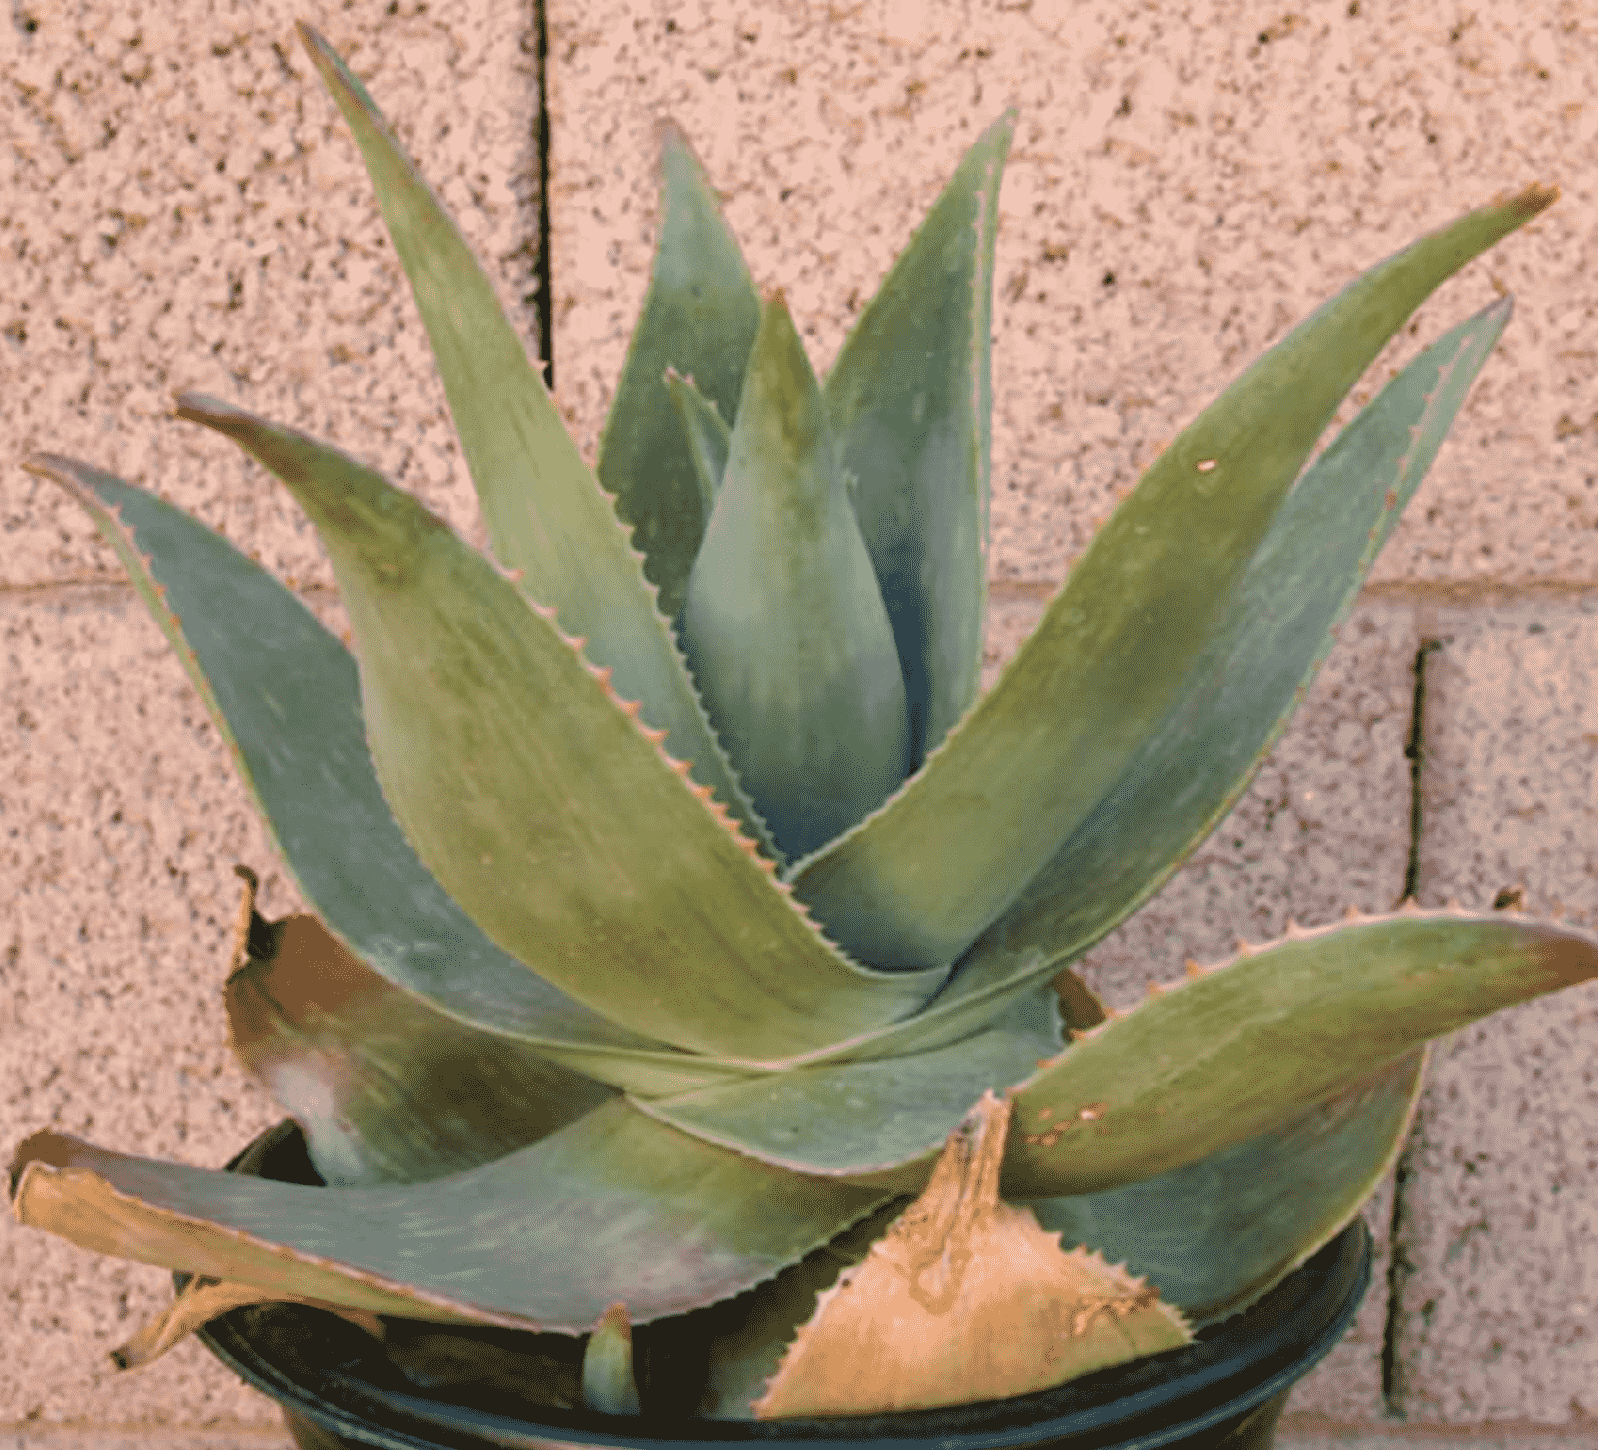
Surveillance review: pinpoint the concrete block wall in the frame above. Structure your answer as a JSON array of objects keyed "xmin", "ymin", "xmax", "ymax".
[{"xmin": 3, "ymin": 0, "xmax": 1595, "ymax": 1444}]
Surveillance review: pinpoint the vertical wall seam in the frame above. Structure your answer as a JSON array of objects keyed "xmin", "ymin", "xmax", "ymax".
[
  {"xmin": 1380, "ymin": 634, "xmax": 1448, "ymax": 1418},
  {"xmin": 534, "ymin": 0, "xmax": 554, "ymax": 392}
]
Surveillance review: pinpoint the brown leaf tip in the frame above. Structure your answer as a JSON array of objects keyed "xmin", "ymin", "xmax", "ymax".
[
  {"xmin": 1508, "ymin": 181, "xmax": 1560, "ymax": 218},
  {"xmin": 9, "ymin": 1131, "xmax": 85, "ymax": 1195}
]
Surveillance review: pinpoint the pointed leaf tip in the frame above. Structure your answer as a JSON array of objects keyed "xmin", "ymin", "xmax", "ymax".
[
  {"xmin": 751, "ymin": 1091, "xmax": 1189, "ymax": 1416},
  {"xmin": 1504, "ymin": 180, "xmax": 1560, "ymax": 218},
  {"xmin": 582, "ymin": 1302, "xmax": 641, "ymax": 1415}
]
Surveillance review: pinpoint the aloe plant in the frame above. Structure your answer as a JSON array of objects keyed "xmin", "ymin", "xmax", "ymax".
[{"xmin": 11, "ymin": 18, "xmax": 1592, "ymax": 1418}]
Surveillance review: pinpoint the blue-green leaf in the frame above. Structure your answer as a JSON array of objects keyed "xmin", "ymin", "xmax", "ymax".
[
  {"xmin": 789, "ymin": 185, "xmax": 1558, "ymax": 970},
  {"xmin": 19, "ymin": 453, "xmax": 708, "ymax": 1108},
  {"xmin": 172, "ymin": 394, "xmax": 947, "ymax": 1059},
  {"xmin": 295, "ymin": 23, "xmax": 778, "ymax": 862},
  {"xmin": 598, "ymin": 120, "xmax": 762, "ymax": 620},
  {"xmin": 935, "ymin": 291, "xmax": 1520, "ymax": 1016},
  {"xmin": 1002, "ymin": 908, "xmax": 1598, "ymax": 1199},
  {"xmin": 682, "ymin": 294, "xmax": 911, "ymax": 863},
  {"xmin": 634, "ymin": 987, "xmax": 1063, "ymax": 1181},
  {"xmin": 10, "ymin": 1100, "xmax": 892, "ymax": 1339},
  {"xmin": 824, "ymin": 109, "xmax": 1014, "ymax": 771},
  {"xmin": 1024, "ymin": 1048, "xmax": 1426, "ymax": 1327},
  {"xmin": 664, "ymin": 365, "xmax": 732, "ymax": 527}
]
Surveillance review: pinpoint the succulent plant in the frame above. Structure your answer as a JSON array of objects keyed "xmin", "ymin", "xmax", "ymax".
[{"xmin": 11, "ymin": 17, "xmax": 1595, "ymax": 1420}]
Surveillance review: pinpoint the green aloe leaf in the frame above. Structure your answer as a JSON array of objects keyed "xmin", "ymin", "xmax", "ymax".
[
  {"xmin": 598, "ymin": 121, "xmax": 762, "ymax": 620},
  {"xmin": 665, "ymin": 365, "xmax": 733, "ymax": 525},
  {"xmin": 17, "ymin": 454, "xmax": 728, "ymax": 1106},
  {"xmin": 687, "ymin": 1050, "xmax": 1418, "ymax": 1417},
  {"xmin": 635, "ymin": 909, "xmax": 1598, "ymax": 1195},
  {"xmin": 633, "ymin": 986, "xmax": 1064, "ymax": 1181},
  {"xmin": 294, "ymin": 23, "xmax": 778, "ymax": 863},
  {"xmin": 8, "ymin": 1101, "xmax": 893, "ymax": 1340},
  {"xmin": 823, "ymin": 108, "xmax": 1014, "ymax": 771},
  {"xmin": 930, "ymin": 290, "xmax": 1520, "ymax": 1018},
  {"xmin": 1000, "ymin": 908, "xmax": 1598, "ymax": 1199},
  {"xmin": 174, "ymin": 394, "xmax": 947, "ymax": 1059},
  {"xmin": 640, "ymin": 288, "xmax": 1521, "ymax": 1089},
  {"xmin": 1024, "ymin": 1047, "xmax": 1426, "ymax": 1329},
  {"xmin": 223, "ymin": 872, "xmax": 615, "ymax": 1187},
  {"xmin": 788, "ymin": 184, "xmax": 1559, "ymax": 970},
  {"xmin": 681, "ymin": 293, "xmax": 911, "ymax": 862}
]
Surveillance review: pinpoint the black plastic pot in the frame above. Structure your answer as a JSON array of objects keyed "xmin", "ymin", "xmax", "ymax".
[{"xmin": 179, "ymin": 1119, "xmax": 1370, "ymax": 1450}]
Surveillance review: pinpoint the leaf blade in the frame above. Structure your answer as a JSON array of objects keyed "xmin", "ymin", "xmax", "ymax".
[
  {"xmin": 598, "ymin": 121, "xmax": 762, "ymax": 620},
  {"xmin": 634, "ymin": 988, "xmax": 1064, "ymax": 1182},
  {"xmin": 789, "ymin": 185, "xmax": 1559, "ymax": 970},
  {"xmin": 19, "ymin": 454, "xmax": 710, "ymax": 1102},
  {"xmin": 664, "ymin": 365, "xmax": 732, "ymax": 526},
  {"xmin": 682, "ymin": 294, "xmax": 911, "ymax": 862},
  {"xmin": 1000, "ymin": 909, "xmax": 1598, "ymax": 1199},
  {"xmin": 174, "ymin": 394, "xmax": 947, "ymax": 1059},
  {"xmin": 1023, "ymin": 1046, "xmax": 1427, "ymax": 1328},
  {"xmin": 9, "ymin": 1101, "xmax": 893, "ymax": 1340},
  {"xmin": 935, "ymin": 290, "xmax": 1520, "ymax": 1016},
  {"xmin": 294, "ymin": 22, "xmax": 778, "ymax": 862},
  {"xmin": 824, "ymin": 109, "xmax": 1014, "ymax": 771}
]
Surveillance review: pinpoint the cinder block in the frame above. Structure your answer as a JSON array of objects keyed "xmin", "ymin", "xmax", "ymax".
[
  {"xmin": 0, "ymin": 592, "xmax": 311, "ymax": 1426},
  {"xmin": 1383, "ymin": 601, "xmax": 1598, "ymax": 1423},
  {"xmin": 5, "ymin": 0, "xmax": 539, "ymax": 591},
  {"xmin": 546, "ymin": 0, "xmax": 1583, "ymax": 587}
]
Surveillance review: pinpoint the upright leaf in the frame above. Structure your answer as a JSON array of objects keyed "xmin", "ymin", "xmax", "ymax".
[
  {"xmin": 789, "ymin": 183, "xmax": 1559, "ymax": 970},
  {"xmin": 682, "ymin": 294, "xmax": 911, "ymax": 863},
  {"xmin": 598, "ymin": 121, "xmax": 763, "ymax": 619},
  {"xmin": 936, "ymin": 292, "xmax": 1519, "ymax": 1016},
  {"xmin": 665, "ymin": 366, "xmax": 733, "ymax": 524},
  {"xmin": 825, "ymin": 109, "xmax": 1014, "ymax": 770},
  {"xmin": 295, "ymin": 23, "xmax": 778, "ymax": 861}
]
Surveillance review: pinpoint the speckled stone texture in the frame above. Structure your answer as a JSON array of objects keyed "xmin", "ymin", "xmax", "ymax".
[{"xmin": 4, "ymin": 0, "xmax": 1597, "ymax": 1442}]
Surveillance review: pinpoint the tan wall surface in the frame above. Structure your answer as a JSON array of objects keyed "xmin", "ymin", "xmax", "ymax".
[{"xmin": 4, "ymin": 0, "xmax": 1597, "ymax": 1443}]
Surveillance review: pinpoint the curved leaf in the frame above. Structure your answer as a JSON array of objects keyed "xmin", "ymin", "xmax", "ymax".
[
  {"xmin": 223, "ymin": 869, "xmax": 615, "ymax": 1187},
  {"xmin": 633, "ymin": 987, "xmax": 1063, "ymax": 1183},
  {"xmin": 174, "ymin": 394, "xmax": 948, "ymax": 1059},
  {"xmin": 788, "ymin": 184, "xmax": 1560, "ymax": 970},
  {"xmin": 929, "ymin": 290, "xmax": 1521, "ymax": 1020},
  {"xmin": 688, "ymin": 291, "xmax": 1525, "ymax": 1073},
  {"xmin": 682, "ymin": 294, "xmax": 910, "ymax": 862},
  {"xmin": 597, "ymin": 120, "xmax": 762, "ymax": 619},
  {"xmin": 824, "ymin": 108, "xmax": 1014, "ymax": 772},
  {"xmin": 17, "ymin": 454, "xmax": 718, "ymax": 1104},
  {"xmin": 294, "ymin": 23, "xmax": 778, "ymax": 863},
  {"xmin": 1025, "ymin": 1045, "xmax": 1426, "ymax": 1327},
  {"xmin": 9, "ymin": 1100, "xmax": 893, "ymax": 1343},
  {"xmin": 1000, "ymin": 907, "xmax": 1598, "ymax": 1199}
]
